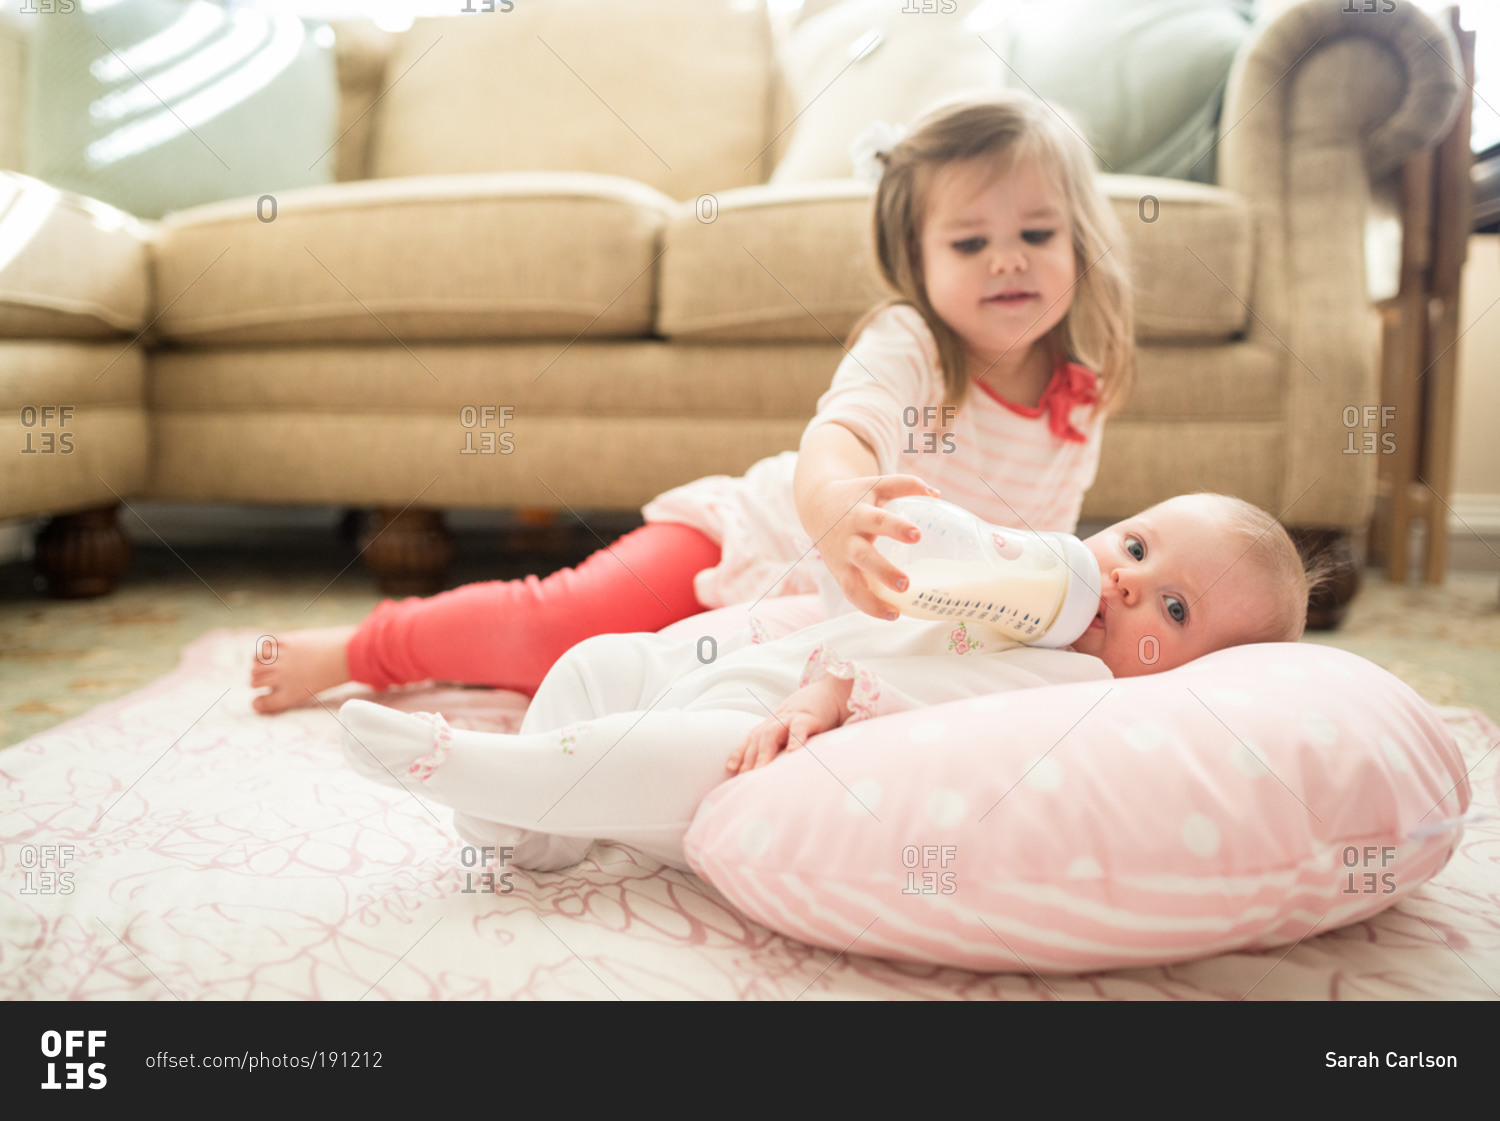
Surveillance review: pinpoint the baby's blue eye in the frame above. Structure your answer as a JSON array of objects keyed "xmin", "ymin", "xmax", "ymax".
[
  {"xmin": 1124, "ymin": 535, "xmax": 1144, "ymax": 561},
  {"xmin": 1022, "ymin": 229, "xmax": 1054, "ymax": 244},
  {"xmin": 952, "ymin": 237, "xmax": 986, "ymax": 254},
  {"xmin": 1166, "ymin": 596, "xmax": 1187, "ymax": 624}
]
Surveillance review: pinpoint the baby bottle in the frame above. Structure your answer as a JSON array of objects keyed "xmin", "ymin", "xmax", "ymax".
[{"xmin": 872, "ymin": 496, "xmax": 1101, "ymax": 647}]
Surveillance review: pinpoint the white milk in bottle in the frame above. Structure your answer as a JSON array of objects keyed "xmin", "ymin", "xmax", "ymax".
[{"xmin": 872, "ymin": 497, "xmax": 1101, "ymax": 647}]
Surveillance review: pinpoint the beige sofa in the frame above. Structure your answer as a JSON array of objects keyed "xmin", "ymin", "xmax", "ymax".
[{"xmin": 0, "ymin": 1, "xmax": 1465, "ymax": 616}]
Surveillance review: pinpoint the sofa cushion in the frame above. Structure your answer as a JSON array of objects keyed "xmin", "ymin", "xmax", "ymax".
[
  {"xmin": 657, "ymin": 180, "xmax": 889, "ymax": 342},
  {"xmin": 151, "ymin": 172, "xmax": 675, "ymax": 344},
  {"xmin": 1109, "ymin": 174, "xmax": 1254, "ymax": 340},
  {"xmin": 149, "ymin": 340, "xmax": 832, "ymax": 420},
  {"xmin": 656, "ymin": 175, "xmax": 1252, "ymax": 342},
  {"xmin": 0, "ymin": 340, "xmax": 148, "ymax": 519},
  {"xmin": 1082, "ymin": 419, "xmax": 1283, "ymax": 520},
  {"xmin": 0, "ymin": 173, "xmax": 151, "ymax": 338},
  {"xmin": 1118, "ymin": 341, "xmax": 1282, "ymax": 421},
  {"xmin": 368, "ymin": 0, "xmax": 775, "ymax": 200}
]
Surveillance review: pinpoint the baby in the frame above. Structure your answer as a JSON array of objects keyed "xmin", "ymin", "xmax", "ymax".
[{"xmin": 340, "ymin": 493, "xmax": 1311, "ymax": 872}]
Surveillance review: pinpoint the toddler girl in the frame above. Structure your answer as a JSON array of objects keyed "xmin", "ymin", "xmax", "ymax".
[
  {"xmin": 340, "ymin": 494, "xmax": 1310, "ymax": 872},
  {"xmin": 254, "ymin": 90, "xmax": 1134, "ymax": 713}
]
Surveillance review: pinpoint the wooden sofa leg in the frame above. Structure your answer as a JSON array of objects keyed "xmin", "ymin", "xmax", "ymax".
[
  {"xmin": 337, "ymin": 507, "xmax": 366, "ymax": 547},
  {"xmin": 1288, "ymin": 527, "xmax": 1365, "ymax": 631},
  {"xmin": 359, "ymin": 507, "xmax": 454, "ymax": 596},
  {"xmin": 509, "ymin": 505, "xmax": 574, "ymax": 554},
  {"xmin": 34, "ymin": 503, "xmax": 134, "ymax": 599}
]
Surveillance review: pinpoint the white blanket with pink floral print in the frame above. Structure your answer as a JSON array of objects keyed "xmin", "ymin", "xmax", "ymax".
[{"xmin": 3, "ymin": 627, "xmax": 1497, "ymax": 1000}]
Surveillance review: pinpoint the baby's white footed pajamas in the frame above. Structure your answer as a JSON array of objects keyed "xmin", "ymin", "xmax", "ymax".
[{"xmin": 339, "ymin": 611, "xmax": 1111, "ymax": 871}]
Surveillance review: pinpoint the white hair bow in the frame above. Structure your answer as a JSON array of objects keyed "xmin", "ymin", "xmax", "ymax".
[{"xmin": 849, "ymin": 119, "xmax": 907, "ymax": 186}]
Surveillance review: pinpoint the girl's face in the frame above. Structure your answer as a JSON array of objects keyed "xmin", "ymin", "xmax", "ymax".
[{"xmin": 918, "ymin": 155, "xmax": 1077, "ymax": 372}]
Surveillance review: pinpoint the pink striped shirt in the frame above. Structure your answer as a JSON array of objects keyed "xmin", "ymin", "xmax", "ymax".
[{"xmin": 641, "ymin": 304, "xmax": 1105, "ymax": 611}]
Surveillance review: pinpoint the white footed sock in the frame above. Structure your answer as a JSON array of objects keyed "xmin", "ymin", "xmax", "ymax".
[{"xmin": 338, "ymin": 697, "xmax": 760, "ymax": 868}]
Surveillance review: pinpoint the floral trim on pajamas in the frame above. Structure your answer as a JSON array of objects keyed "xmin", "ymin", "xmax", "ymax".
[
  {"xmin": 406, "ymin": 711, "xmax": 454, "ymax": 780},
  {"xmin": 800, "ymin": 644, "xmax": 881, "ymax": 724}
]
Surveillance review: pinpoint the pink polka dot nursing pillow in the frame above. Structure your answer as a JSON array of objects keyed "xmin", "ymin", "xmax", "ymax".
[{"xmin": 679, "ymin": 637, "xmax": 1470, "ymax": 974}]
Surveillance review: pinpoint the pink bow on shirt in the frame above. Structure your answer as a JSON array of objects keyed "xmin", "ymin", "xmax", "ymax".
[{"xmin": 1039, "ymin": 362, "xmax": 1099, "ymax": 444}]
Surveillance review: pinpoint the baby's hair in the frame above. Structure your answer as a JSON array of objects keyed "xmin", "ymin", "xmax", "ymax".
[
  {"xmin": 847, "ymin": 90, "xmax": 1135, "ymax": 414},
  {"xmin": 1192, "ymin": 493, "xmax": 1337, "ymax": 644}
]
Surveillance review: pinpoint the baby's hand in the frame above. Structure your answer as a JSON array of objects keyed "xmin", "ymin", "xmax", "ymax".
[
  {"xmin": 727, "ymin": 675, "xmax": 856, "ymax": 774},
  {"xmin": 806, "ymin": 475, "xmax": 938, "ymax": 620}
]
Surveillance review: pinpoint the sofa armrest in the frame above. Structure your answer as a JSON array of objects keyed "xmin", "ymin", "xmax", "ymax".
[{"xmin": 1217, "ymin": 0, "xmax": 1464, "ymax": 528}]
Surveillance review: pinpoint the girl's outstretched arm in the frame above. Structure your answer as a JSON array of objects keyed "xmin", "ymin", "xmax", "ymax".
[{"xmin": 794, "ymin": 422, "xmax": 939, "ymax": 619}]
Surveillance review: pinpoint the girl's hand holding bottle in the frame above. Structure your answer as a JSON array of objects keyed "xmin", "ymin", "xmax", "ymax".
[{"xmin": 806, "ymin": 474, "xmax": 942, "ymax": 620}]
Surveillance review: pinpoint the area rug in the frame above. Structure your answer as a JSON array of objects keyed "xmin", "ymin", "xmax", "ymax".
[{"xmin": 3, "ymin": 628, "xmax": 1497, "ymax": 1000}]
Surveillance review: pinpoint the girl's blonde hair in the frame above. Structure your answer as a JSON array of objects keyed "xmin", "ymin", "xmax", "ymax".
[{"xmin": 849, "ymin": 91, "xmax": 1135, "ymax": 414}]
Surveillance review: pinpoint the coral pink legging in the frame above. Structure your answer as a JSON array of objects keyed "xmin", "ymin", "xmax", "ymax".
[{"xmin": 346, "ymin": 521, "xmax": 721, "ymax": 697}]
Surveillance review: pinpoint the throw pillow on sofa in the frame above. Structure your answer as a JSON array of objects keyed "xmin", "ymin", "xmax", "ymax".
[
  {"xmin": 1002, "ymin": 0, "xmax": 1251, "ymax": 182},
  {"xmin": 770, "ymin": 0, "xmax": 1010, "ymax": 184},
  {"xmin": 770, "ymin": 0, "xmax": 1251, "ymax": 184},
  {"xmin": 26, "ymin": 0, "xmax": 337, "ymax": 218}
]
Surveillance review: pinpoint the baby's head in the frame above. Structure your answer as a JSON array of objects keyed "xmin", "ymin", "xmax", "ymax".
[
  {"xmin": 864, "ymin": 91, "xmax": 1133, "ymax": 411},
  {"xmin": 1069, "ymin": 494, "xmax": 1313, "ymax": 677}
]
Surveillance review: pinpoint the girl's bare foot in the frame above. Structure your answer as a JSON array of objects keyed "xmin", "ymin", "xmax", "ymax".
[{"xmin": 251, "ymin": 626, "xmax": 358, "ymax": 714}]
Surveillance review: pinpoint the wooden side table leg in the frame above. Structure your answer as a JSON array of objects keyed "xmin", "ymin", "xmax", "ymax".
[
  {"xmin": 1385, "ymin": 143, "xmax": 1438, "ymax": 585},
  {"xmin": 34, "ymin": 504, "xmax": 134, "ymax": 599},
  {"xmin": 1418, "ymin": 10, "xmax": 1475, "ymax": 586},
  {"xmin": 1421, "ymin": 295, "xmax": 1461, "ymax": 583},
  {"xmin": 1368, "ymin": 304, "xmax": 1401, "ymax": 571},
  {"xmin": 1383, "ymin": 289, "xmax": 1426, "ymax": 583}
]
